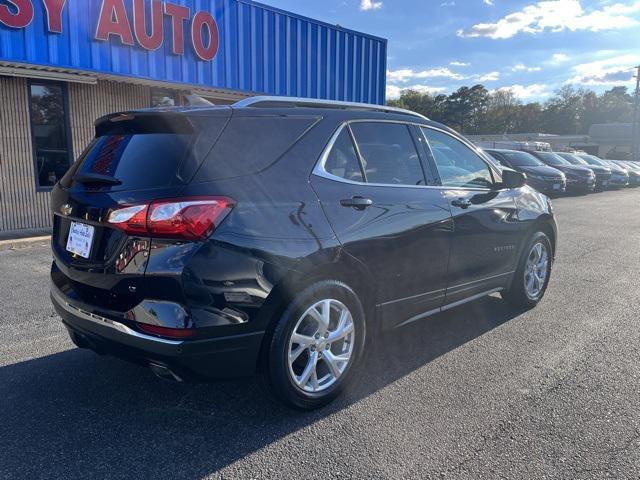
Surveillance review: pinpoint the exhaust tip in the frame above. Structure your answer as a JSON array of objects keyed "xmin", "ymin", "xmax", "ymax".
[{"xmin": 149, "ymin": 363, "xmax": 184, "ymax": 383}]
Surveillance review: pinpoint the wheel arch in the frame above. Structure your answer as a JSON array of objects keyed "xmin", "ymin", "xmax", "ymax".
[
  {"xmin": 531, "ymin": 214, "xmax": 557, "ymax": 259},
  {"xmin": 254, "ymin": 251, "xmax": 377, "ymax": 373}
]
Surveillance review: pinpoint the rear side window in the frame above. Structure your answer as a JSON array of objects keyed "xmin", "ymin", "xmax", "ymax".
[
  {"xmin": 324, "ymin": 129, "xmax": 364, "ymax": 182},
  {"xmin": 194, "ymin": 116, "xmax": 319, "ymax": 182},
  {"xmin": 422, "ymin": 128, "xmax": 494, "ymax": 189},
  {"xmin": 350, "ymin": 123, "xmax": 426, "ymax": 186}
]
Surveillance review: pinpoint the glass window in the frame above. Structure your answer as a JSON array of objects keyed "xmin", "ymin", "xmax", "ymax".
[
  {"xmin": 74, "ymin": 134, "xmax": 192, "ymax": 190},
  {"xmin": 498, "ymin": 151, "xmax": 545, "ymax": 167},
  {"xmin": 422, "ymin": 128, "xmax": 494, "ymax": 189},
  {"xmin": 557, "ymin": 153, "xmax": 588, "ymax": 165},
  {"xmin": 485, "ymin": 152, "xmax": 509, "ymax": 167},
  {"xmin": 324, "ymin": 129, "xmax": 364, "ymax": 182},
  {"xmin": 535, "ymin": 152, "xmax": 570, "ymax": 166},
  {"xmin": 151, "ymin": 88, "xmax": 180, "ymax": 107},
  {"xmin": 195, "ymin": 116, "xmax": 319, "ymax": 182},
  {"xmin": 350, "ymin": 123, "xmax": 426, "ymax": 186},
  {"xmin": 29, "ymin": 81, "xmax": 72, "ymax": 189}
]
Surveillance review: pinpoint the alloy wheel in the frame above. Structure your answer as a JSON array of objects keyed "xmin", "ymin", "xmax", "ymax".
[
  {"xmin": 524, "ymin": 242, "xmax": 549, "ymax": 300},
  {"xmin": 287, "ymin": 299, "xmax": 356, "ymax": 393}
]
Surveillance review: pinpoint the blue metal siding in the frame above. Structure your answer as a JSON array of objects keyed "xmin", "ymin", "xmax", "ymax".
[{"xmin": 0, "ymin": 0, "xmax": 386, "ymax": 103}]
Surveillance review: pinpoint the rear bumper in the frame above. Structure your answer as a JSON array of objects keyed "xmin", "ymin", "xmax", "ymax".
[{"xmin": 51, "ymin": 285, "xmax": 264, "ymax": 380}]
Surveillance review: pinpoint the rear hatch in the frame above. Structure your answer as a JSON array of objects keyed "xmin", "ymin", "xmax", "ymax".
[{"xmin": 51, "ymin": 108, "xmax": 231, "ymax": 308}]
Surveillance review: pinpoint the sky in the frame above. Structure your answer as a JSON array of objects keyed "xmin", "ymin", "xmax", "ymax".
[{"xmin": 263, "ymin": 0, "xmax": 640, "ymax": 102}]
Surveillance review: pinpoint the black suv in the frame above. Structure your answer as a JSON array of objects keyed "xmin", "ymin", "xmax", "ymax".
[
  {"xmin": 484, "ymin": 149, "xmax": 566, "ymax": 195},
  {"xmin": 529, "ymin": 151, "xmax": 596, "ymax": 193},
  {"xmin": 50, "ymin": 97, "xmax": 557, "ymax": 409}
]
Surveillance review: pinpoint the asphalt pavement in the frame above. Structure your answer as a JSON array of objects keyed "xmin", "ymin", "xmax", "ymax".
[{"xmin": 1, "ymin": 188, "xmax": 639, "ymax": 479}]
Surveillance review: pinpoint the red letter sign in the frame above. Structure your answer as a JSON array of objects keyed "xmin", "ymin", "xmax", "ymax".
[
  {"xmin": 163, "ymin": 2, "xmax": 190, "ymax": 55},
  {"xmin": 191, "ymin": 11, "xmax": 219, "ymax": 61},
  {"xmin": 95, "ymin": 0, "xmax": 134, "ymax": 46},
  {"xmin": 133, "ymin": 0, "xmax": 163, "ymax": 50},
  {"xmin": 0, "ymin": 0, "xmax": 34, "ymax": 29},
  {"xmin": 42, "ymin": 0, "xmax": 66, "ymax": 33}
]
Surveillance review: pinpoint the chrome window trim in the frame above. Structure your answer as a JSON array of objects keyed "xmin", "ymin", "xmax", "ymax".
[{"xmin": 312, "ymin": 119, "xmax": 496, "ymax": 192}]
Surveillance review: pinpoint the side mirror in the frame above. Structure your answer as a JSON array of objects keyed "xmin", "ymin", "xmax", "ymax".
[{"xmin": 501, "ymin": 169, "xmax": 527, "ymax": 189}]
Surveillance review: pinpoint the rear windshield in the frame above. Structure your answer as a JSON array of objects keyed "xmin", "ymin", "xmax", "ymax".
[
  {"xmin": 62, "ymin": 113, "xmax": 228, "ymax": 191},
  {"xmin": 193, "ymin": 116, "xmax": 319, "ymax": 182}
]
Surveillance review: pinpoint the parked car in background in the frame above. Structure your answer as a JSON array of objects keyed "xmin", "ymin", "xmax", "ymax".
[
  {"xmin": 556, "ymin": 153, "xmax": 612, "ymax": 191},
  {"xmin": 529, "ymin": 151, "xmax": 596, "ymax": 194},
  {"xmin": 576, "ymin": 154, "xmax": 629, "ymax": 189},
  {"xmin": 49, "ymin": 97, "xmax": 557, "ymax": 410},
  {"xmin": 609, "ymin": 160, "xmax": 640, "ymax": 186},
  {"xmin": 484, "ymin": 149, "xmax": 566, "ymax": 195}
]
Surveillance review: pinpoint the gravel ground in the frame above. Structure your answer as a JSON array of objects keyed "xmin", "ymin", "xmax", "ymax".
[{"xmin": 1, "ymin": 188, "xmax": 639, "ymax": 479}]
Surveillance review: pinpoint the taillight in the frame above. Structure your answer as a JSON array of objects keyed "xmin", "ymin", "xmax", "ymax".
[{"xmin": 107, "ymin": 196, "xmax": 234, "ymax": 241}]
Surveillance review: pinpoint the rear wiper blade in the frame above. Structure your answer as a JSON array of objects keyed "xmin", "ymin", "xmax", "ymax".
[{"xmin": 73, "ymin": 173, "xmax": 122, "ymax": 186}]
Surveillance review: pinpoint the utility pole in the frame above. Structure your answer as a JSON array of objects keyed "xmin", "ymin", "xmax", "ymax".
[{"xmin": 633, "ymin": 65, "xmax": 640, "ymax": 162}]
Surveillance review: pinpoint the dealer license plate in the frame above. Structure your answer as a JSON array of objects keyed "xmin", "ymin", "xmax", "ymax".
[{"xmin": 66, "ymin": 221, "xmax": 95, "ymax": 259}]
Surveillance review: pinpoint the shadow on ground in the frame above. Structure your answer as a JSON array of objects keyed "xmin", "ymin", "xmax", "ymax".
[{"xmin": 0, "ymin": 296, "xmax": 522, "ymax": 479}]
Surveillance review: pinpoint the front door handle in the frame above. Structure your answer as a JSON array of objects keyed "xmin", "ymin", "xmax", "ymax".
[
  {"xmin": 451, "ymin": 198, "xmax": 472, "ymax": 209},
  {"xmin": 341, "ymin": 196, "xmax": 373, "ymax": 210}
]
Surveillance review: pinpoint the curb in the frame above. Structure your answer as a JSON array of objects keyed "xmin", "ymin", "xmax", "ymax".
[{"xmin": 0, "ymin": 236, "xmax": 51, "ymax": 251}]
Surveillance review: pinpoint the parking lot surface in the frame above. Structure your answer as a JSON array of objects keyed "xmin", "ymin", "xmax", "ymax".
[{"xmin": 1, "ymin": 188, "xmax": 640, "ymax": 479}]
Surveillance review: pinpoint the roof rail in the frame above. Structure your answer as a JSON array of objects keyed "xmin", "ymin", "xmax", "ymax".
[{"xmin": 233, "ymin": 96, "xmax": 428, "ymax": 120}]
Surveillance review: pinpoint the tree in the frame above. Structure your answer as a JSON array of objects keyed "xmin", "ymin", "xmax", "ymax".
[{"xmin": 387, "ymin": 83, "xmax": 632, "ymax": 135}]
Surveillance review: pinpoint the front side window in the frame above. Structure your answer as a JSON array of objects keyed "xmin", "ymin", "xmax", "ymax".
[
  {"xmin": 350, "ymin": 122, "xmax": 426, "ymax": 186},
  {"xmin": 29, "ymin": 81, "xmax": 72, "ymax": 189},
  {"xmin": 324, "ymin": 129, "xmax": 364, "ymax": 182},
  {"xmin": 422, "ymin": 128, "xmax": 494, "ymax": 189}
]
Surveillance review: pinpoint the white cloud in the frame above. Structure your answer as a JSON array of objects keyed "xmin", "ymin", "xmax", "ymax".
[
  {"xmin": 360, "ymin": 0, "xmax": 382, "ymax": 11},
  {"xmin": 386, "ymin": 84, "xmax": 447, "ymax": 100},
  {"xmin": 387, "ymin": 67, "xmax": 500, "ymax": 88},
  {"xmin": 495, "ymin": 84, "xmax": 551, "ymax": 100},
  {"xmin": 568, "ymin": 54, "xmax": 639, "ymax": 85},
  {"xmin": 458, "ymin": 0, "xmax": 640, "ymax": 39},
  {"xmin": 484, "ymin": 0, "xmax": 494, "ymax": 5},
  {"xmin": 387, "ymin": 67, "xmax": 466, "ymax": 82},
  {"xmin": 551, "ymin": 53, "xmax": 570, "ymax": 63},
  {"xmin": 511, "ymin": 63, "xmax": 542, "ymax": 72},
  {"xmin": 474, "ymin": 71, "xmax": 500, "ymax": 82},
  {"xmin": 450, "ymin": 61, "xmax": 471, "ymax": 67},
  {"xmin": 440, "ymin": 1, "xmax": 456, "ymax": 6}
]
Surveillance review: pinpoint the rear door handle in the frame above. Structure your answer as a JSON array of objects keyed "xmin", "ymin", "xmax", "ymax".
[
  {"xmin": 340, "ymin": 196, "xmax": 373, "ymax": 210},
  {"xmin": 451, "ymin": 198, "xmax": 472, "ymax": 209}
]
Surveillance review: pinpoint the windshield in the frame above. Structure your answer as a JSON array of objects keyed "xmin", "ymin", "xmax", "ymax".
[
  {"xmin": 557, "ymin": 153, "xmax": 588, "ymax": 166},
  {"xmin": 535, "ymin": 152, "xmax": 571, "ymax": 166},
  {"xmin": 579, "ymin": 155, "xmax": 606, "ymax": 167},
  {"xmin": 499, "ymin": 151, "xmax": 545, "ymax": 167}
]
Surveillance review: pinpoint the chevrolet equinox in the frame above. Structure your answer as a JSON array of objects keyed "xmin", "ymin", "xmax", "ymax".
[{"xmin": 50, "ymin": 97, "xmax": 557, "ymax": 410}]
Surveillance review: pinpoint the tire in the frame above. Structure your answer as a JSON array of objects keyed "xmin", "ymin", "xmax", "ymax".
[
  {"xmin": 262, "ymin": 280, "xmax": 366, "ymax": 410},
  {"xmin": 501, "ymin": 231, "xmax": 553, "ymax": 309}
]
